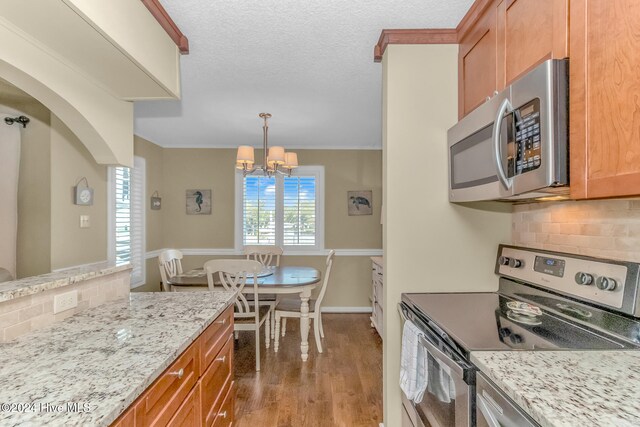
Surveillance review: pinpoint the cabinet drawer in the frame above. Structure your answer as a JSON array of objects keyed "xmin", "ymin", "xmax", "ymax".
[
  {"xmin": 135, "ymin": 341, "xmax": 200, "ymax": 426},
  {"xmin": 167, "ymin": 385, "xmax": 201, "ymax": 427},
  {"xmin": 212, "ymin": 380, "xmax": 235, "ymax": 427},
  {"xmin": 201, "ymin": 333, "xmax": 234, "ymax": 427},
  {"xmin": 201, "ymin": 306, "xmax": 233, "ymax": 369},
  {"xmin": 111, "ymin": 406, "xmax": 135, "ymax": 427}
]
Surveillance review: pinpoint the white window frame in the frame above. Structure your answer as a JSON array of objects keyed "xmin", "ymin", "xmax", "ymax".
[
  {"xmin": 235, "ymin": 165, "xmax": 325, "ymax": 254},
  {"xmin": 108, "ymin": 156, "xmax": 146, "ymax": 288}
]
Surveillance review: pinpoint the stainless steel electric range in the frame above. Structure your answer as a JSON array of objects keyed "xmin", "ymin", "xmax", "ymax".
[{"xmin": 399, "ymin": 244, "xmax": 640, "ymax": 427}]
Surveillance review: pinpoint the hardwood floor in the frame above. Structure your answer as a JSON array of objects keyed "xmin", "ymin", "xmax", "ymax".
[{"xmin": 234, "ymin": 313, "xmax": 383, "ymax": 427}]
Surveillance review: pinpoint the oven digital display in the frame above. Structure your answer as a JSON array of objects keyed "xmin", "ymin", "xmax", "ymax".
[{"xmin": 534, "ymin": 256, "xmax": 565, "ymax": 277}]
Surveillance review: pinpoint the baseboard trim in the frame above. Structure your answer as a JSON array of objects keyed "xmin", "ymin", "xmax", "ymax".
[
  {"xmin": 146, "ymin": 248, "xmax": 382, "ymax": 259},
  {"xmin": 321, "ymin": 306, "xmax": 373, "ymax": 313}
]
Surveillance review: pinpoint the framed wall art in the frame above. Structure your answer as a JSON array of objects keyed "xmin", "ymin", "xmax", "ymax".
[
  {"xmin": 348, "ymin": 190, "xmax": 372, "ymax": 216},
  {"xmin": 186, "ymin": 189, "xmax": 211, "ymax": 215}
]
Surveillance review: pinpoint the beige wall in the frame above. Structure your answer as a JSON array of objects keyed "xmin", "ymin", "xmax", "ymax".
[
  {"xmin": 513, "ymin": 199, "xmax": 640, "ymax": 261},
  {"xmin": 382, "ymin": 45, "xmax": 512, "ymax": 426},
  {"xmin": 0, "ymin": 81, "xmax": 53, "ymax": 278},
  {"xmin": 133, "ymin": 147, "xmax": 383, "ymax": 306},
  {"xmin": 50, "ymin": 114, "xmax": 108, "ymax": 270}
]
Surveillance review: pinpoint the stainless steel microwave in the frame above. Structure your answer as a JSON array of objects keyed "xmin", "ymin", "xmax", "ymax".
[{"xmin": 448, "ymin": 59, "xmax": 569, "ymax": 202}]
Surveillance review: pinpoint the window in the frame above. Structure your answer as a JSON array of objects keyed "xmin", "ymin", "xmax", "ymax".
[
  {"xmin": 236, "ymin": 166, "xmax": 324, "ymax": 252},
  {"xmin": 108, "ymin": 156, "xmax": 145, "ymax": 287}
]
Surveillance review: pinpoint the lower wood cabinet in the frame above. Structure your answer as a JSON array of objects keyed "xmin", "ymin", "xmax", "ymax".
[{"xmin": 112, "ymin": 305, "xmax": 234, "ymax": 427}]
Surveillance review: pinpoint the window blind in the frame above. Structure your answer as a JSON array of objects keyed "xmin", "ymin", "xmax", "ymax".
[
  {"xmin": 283, "ymin": 176, "xmax": 316, "ymax": 246},
  {"xmin": 111, "ymin": 157, "xmax": 145, "ymax": 287},
  {"xmin": 243, "ymin": 176, "xmax": 276, "ymax": 245}
]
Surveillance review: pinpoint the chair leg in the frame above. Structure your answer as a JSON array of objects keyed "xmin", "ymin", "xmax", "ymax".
[
  {"xmin": 255, "ymin": 328, "xmax": 261, "ymax": 372},
  {"xmin": 270, "ymin": 304, "xmax": 276, "ymax": 339},
  {"xmin": 319, "ymin": 312, "xmax": 325, "ymax": 338},
  {"xmin": 265, "ymin": 312, "xmax": 271, "ymax": 349},
  {"xmin": 314, "ymin": 314, "xmax": 323, "ymax": 353},
  {"xmin": 274, "ymin": 312, "xmax": 281, "ymax": 353},
  {"xmin": 235, "ymin": 331, "xmax": 239, "ymax": 340},
  {"xmin": 282, "ymin": 318, "xmax": 287, "ymax": 337}
]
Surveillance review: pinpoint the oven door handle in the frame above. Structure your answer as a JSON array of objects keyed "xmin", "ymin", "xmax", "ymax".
[
  {"xmin": 477, "ymin": 393, "xmax": 501, "ymax": 427},
  {"xmin": 492, "ymin": 98, "xmax": 513, "ymax": 190},
  {"xmin": 418, "ymin": 335, "xmax": 467, "ymax": 378}
]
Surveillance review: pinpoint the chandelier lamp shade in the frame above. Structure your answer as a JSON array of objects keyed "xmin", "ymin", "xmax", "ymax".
[{"xmin": 236, "ymin": 113, "xmax": 299, "ymax": 176}]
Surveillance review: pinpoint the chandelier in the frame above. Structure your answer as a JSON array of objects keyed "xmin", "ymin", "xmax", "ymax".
[{"xmin": 236, "ymin": 113, "xmax": 299, "ymax": 176}]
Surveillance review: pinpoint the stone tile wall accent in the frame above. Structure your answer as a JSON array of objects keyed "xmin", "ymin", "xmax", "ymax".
[
  {"xmin": 0, "ymin": 270, "xmax": 130, "ymax": 342},
  {"xmin": 512, "ymin": 199, "xmax": 640, "ymax": 261}
]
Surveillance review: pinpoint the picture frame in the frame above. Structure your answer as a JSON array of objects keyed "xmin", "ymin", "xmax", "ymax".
[
  {"xmin": 348, "ymin": 190, "xmax": 372, "ymax": 216},
  {"xmin": 186, "ymin": 189, "xmax": 212, "ymax": 215}
]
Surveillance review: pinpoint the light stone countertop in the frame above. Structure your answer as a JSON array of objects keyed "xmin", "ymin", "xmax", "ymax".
[
  {"xmin": 0, "ymin": 262, "xmax": 132, "ymax": 303},
  {"xmin": 0, "ymin": 291, "xmax": 236, "ymax": 427},
  {"xmin": 472, "ymin": 350, "xmax": 640, "ymax": 427}
]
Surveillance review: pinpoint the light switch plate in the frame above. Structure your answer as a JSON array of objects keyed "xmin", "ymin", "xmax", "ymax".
[
  {"xmin": 80, "ymin": 215, "xmax": 90, "ymax": 228},
  {"xmin": 54, "ymin": 290, "xmax": 78, "ymax": 314}
]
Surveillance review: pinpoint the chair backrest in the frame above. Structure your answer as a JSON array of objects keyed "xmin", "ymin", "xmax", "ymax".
[
  {"xmin": 0, "ymin": 267, "xmax": 13, "ymax": 283},
  {"xmin": 315, "ymin": 250, "xmax": 335, "ymax": 309},
  {"xmin": 158, "ymin": 249, "xmax": 184, "ymax": 291},
  {"xmin": 204, "ymin": 259, "xmax": 263, "ymax": 318},
  {"xmin": 243, "ymin": 245, "xmax": 283, "ymax": 267}
]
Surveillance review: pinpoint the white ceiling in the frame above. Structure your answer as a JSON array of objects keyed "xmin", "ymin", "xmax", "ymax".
[{"xmin": 133, "ymin": 0, "xmax": 473, "ymax": 150}]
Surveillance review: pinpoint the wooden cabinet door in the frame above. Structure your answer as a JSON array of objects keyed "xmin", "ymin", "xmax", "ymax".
[
  {"xmin": 167, "ymin": 386, "xmax": 201, "ymax": 427},
  {"xmin": 570, "ymin": 0, "xmax": 640, "ymax": 199},
  {"xmin": 497, "ymin": 0, "xmax": 568, "ymax": 86},
  {"xmin": 458, "ymin": 3, "xmax": 498, "ymax": 118}
]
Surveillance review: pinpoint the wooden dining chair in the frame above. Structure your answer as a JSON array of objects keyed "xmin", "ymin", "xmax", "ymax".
[
  {"xmin": 204, "ymin": 259, "xmax": 269, "ymax": 371},
  {"xmin": 274, "ymin": 250, "xmax": 335, "ymax": 353},
  {"xmin": 243, "ymin": 245, "xmax": 283, "ymax": 339},
  {"xmin": 243, "ymin": 245, "xmax": 283, "ymax": 267},
  {"xmin": 158, "ymin": 249, "xmax": 184, "ymax": 292}
]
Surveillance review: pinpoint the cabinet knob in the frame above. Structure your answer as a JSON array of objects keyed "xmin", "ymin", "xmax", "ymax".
[
  {"xmin": 168, "ymin": 368, "xmax": 184, "ymax": 379},
  {"xmin": 216, "ymin": 355, "xmax": 226, "ymax": 363},
  {"xmin": 216, "ymin": 318, "xmax": 227, "ymax": 325},
  {"xmin": 218, "ymin": 411, "xmax": 227, "ymax": 419}
]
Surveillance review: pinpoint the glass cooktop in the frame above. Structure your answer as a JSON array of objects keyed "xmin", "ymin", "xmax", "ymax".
[{"xmin": 402, "ymin": 291, "xmax": 632, "ymax": 358}]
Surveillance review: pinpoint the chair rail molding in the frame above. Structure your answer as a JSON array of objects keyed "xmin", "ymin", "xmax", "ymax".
[{"xmin": 146, "ymin": 248, "xmax": 383, "ymax": 259}]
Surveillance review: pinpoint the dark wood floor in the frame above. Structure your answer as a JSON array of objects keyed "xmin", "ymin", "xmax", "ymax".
[{"xmin": 234, "ymin": 313, "xmax": 383, "ymax": 427}]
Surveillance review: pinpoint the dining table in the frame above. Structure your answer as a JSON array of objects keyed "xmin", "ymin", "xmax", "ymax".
[{"xmin": 168, "ymin": 265, "xmax": 321, "ymax": 362}]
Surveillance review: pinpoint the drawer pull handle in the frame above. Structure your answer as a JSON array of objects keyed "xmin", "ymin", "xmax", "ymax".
[
  {"xmin": 217, "ymin": 411, "xmax": 227, "ymax": 419},
  {"xmin": 168, "ymin": 368, "xmax": 184, "ymax": 379},
  {"xmin": 216, "ymin": 355, "xmax": 226, "ymax": 363}
]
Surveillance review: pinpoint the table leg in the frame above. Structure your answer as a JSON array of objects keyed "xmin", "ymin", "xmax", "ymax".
[{"xmin": 300, "ymin": 289, "xmax": 311, "ymax": 361}]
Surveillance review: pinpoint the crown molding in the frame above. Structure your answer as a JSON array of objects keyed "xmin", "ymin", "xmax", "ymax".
[
  {"xmin": 141, "ymin": 0, "xmax": 189, "ymax": 54},
  {"xmin": 373, "ymin": 28, "xmax": 458, "ymax": 62}
]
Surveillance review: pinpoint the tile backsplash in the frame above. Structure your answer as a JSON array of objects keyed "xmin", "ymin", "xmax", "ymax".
[{"xmin": 513, "ymin": 199, "xmax": 640, "ymax": 262}]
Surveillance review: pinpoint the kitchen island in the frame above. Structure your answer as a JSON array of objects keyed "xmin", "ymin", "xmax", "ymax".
[
  {"xmin": 0, "ymin": 291, "xmax": 236, "ymax": 426},
  {"xmin": 472, "ymin": 350, "xmax": 640, "ymax": 427}
]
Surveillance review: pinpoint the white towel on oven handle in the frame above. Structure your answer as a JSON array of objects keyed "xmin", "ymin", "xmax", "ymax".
[{"xmin": 399, "ymin": 319, "xmax": 428, "ymax": 402}]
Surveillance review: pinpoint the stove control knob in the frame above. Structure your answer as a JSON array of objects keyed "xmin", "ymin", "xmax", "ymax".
[
  {"xmin": 596, "ymin": 277, "xmax": 617, "ymax": 291},
  {"xmin": 499, "ymin": 256, "xmax": 510, "ymax": 266},
  {"xmin": 510, "ymin": 334, "xmax": 523, "ymax": 344},
  {"xmin": 508, "ymin": 258, "xmax": 523, "ymax": 269},
  {"xmin": 575, "ymin": 272, "xmax": 594, "ymax": 286},
  {"xmin": 499, "ymin": 328, "xmax": 512, "ymax": 338}
]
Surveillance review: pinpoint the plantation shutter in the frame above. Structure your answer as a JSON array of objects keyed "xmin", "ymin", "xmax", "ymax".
[
  {"xmin": 243, "ymin": 176, "xmax": 276, "ymax": 245},
  {"xmin": 130, "ymin": 157, "xmax": 145, "ymax": 286},
  {"xmin": 283, "ymin": 176, "xmax": 316, "ymax": 245}
]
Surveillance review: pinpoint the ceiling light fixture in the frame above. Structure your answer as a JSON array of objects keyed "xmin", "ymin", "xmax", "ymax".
[{"xmin": 236, "ymin": 113, "xmax": 298, "ymax": 176}]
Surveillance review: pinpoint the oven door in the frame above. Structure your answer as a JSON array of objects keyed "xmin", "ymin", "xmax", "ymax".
[
  {"xmin": 413, "ymin": 335, "xmax": 474, "ymax": 427},
  {"xmin": 399, "ymin": 303, "xmax": 475, "ymax": 427}
]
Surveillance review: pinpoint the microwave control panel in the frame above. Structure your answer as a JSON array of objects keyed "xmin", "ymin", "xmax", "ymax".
[{"xmin": 509, "ymin": 98, "xmax": 541, "ymax": 177}]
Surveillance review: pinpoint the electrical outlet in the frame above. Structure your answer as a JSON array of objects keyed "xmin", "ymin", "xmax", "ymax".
[
  {"xmin": 54, "ymin": 290, "xmax": 78, "ymax": 314},
  {"xmin": 80, "ymin": 215, "xmax": 90, "ymax": 228}
]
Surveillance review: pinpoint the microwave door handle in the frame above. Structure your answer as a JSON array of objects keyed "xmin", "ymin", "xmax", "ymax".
[
  {"xmin": 492, "ymin": 98, "xmax": 513, "ymax": 190},
  {"xmin": 477, "ymin": 393, "xmax": 502, "ymax": 427}
]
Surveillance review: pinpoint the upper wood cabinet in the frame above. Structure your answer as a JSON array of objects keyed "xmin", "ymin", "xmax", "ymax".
[
  {"xmin": 458, "ymin": 3, "xmax": 498, "ymax": 118},
  {"xmin": 497, "ymin": 0, "xmax": 568, "ymax": 87},
  {"xmin": 570, "ymin": 0, "xmax": 640, "ymax": 199},
  {"xmin": 458, "ymin": 0, "xmax": 568, "ymax": 119}
]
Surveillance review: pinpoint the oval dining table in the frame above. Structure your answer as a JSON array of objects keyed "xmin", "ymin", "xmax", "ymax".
[{"xmin": 168, "ymin": 266, "xmax": 321, "ymax": 362}]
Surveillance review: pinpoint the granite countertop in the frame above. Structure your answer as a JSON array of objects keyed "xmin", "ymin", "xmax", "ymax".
[
  {"xmin": 0, "ymin": 262, "xmax": 132, "ymax": 303},
  {"xmin": 0, "ymin": 291, "xmax": 236, "ymax": 427},
  {"xmin": 472, "ymin": 350, "xmax": 640, "ymax": 427}
]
